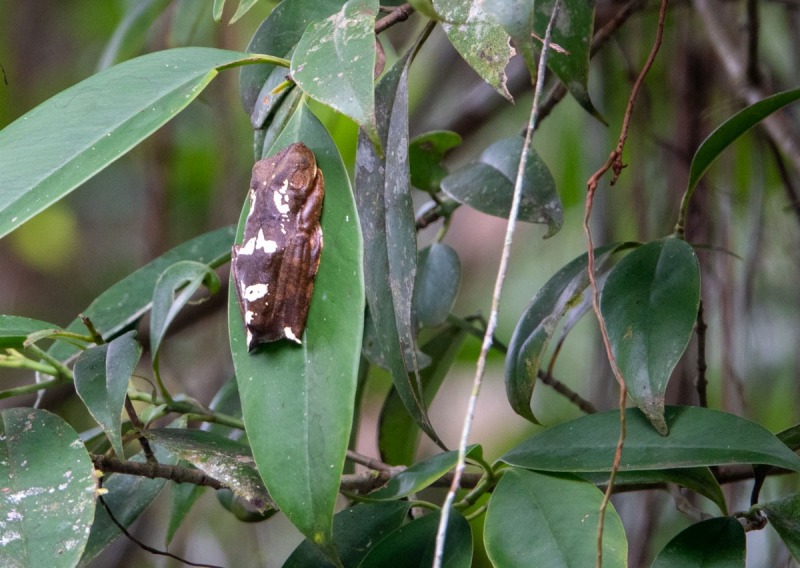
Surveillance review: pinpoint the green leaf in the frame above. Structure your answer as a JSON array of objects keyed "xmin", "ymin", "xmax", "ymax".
[
  {"xmin": 229, "ymin": 102, "xmax": 364, "ymax": 559},
  {"xmin": 413, "ymin": 244, "xmax": 461, "ymax": 328},
  {"xmin": 368, "ymin": 445, "xmax": 481, "ymax": 500},
  {"xmin": 202, "ymin": 376, "xmax": 244, "ymax": 440},
  {"xmin": 0, "ymin": 315, "xmax": 63, "ymax": 349},
  {"xmin": 378, "ymin": 325, "xmax": 468, "ymax": 465},
  {"xmin": 359, "ymin": 509, "xmax": 472, "ymax": 568},
  {"xmin": 230, "ymin": 0, "xmax": 260, "ymax": 23},
  {"xmin": 48, "ymin": 226, "xmax": 235, "ymax": 363},
  {"xmin": 73, "ymin": 332, "xmax": 142, "ymax": 459},
  {"xmin": 213, "ymin": 0, "xmax": 225, "ymax": 21},
  {"xmin": 408, "ymin": 130, "xmax": 462, "ymax": 193},
  {"xmin": 291, "ymin": 0, "xmax": 380, "ymax": 148},
  {"xmin": 78, "ymin": 444, "xmax": 178, "ymax": 567},
  {"xmin": 256, "ymin": 86, "xmax": 304, "ymax": 160},
  {"xmin": 435, "ymin": 0, "xmax": 514, "ymax": 101},
  {"xmin": 166, "ymin": 481, "xmax": 205, "ymax": 546},
  {"xmin": 441, "ymin": 136, "xmax": 563, "ymax": 236},
  {"xmin": 651, "ymin": 517, "xmax": 745, "ymax": 568},
  {"xmin": 601, "ymin": 237, "xmax": 700, "ymax": 435},
  {"xmin": 485, "ymin": 469, "xmax": 627, "ymax": 567},
  {"xmin": 0, "ymin": 408, "xmax": 96, "ymax": 568},
  {"xmin": 240, "ymin": 0, "xmax": 344, "ymax": 118},
  {"xmin": 506, "ymin": 243, "xmax": 634, "ymax": 423},
  {"xmin": 0, "ymin": 48, "xmax": 269, "ymax": 239},
  {"xmin": 500, "ymin": 406, "xmax": 800, "ymax": 472},
  {"xmin": 762, "ymin": 493, "xmax": 800, "ymax": 562},
  {"xmin": 578, "ymin": 467, "xmax": 727, "ymax": 515},
  {"xmin": 149, "ymin": 260, "xmax": 220, "ymax": 359},
  {"xmin": 144, "ymin": 428, "xmax": 274, "ymax": 512},
  {"xmin": 355, "ymin": 51, "xmax": 444, "ymax": 449},
  {"xmin": 97, "ymin": 0, "xmax": 172, "ymax": 69},
  {"xmin": 284, "ymin": 501, "xmax": 411, "ymax": 568},
  {"xmin": 687, "ymin": 87, "xmax": 800, "ymax": 196}
]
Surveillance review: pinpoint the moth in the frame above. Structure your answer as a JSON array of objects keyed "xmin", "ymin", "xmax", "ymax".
[{"xmin": 232, "ymin": 142, "xmax": 324, "ymax": 351}]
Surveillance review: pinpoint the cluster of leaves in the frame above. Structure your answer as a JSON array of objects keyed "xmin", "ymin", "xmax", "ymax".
[{"xmin": 2, "ymin": 1, "xmax": 800, "ymax": 567}]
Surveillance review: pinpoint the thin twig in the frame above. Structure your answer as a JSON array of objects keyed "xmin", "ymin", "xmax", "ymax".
[
  {"xmin": 583, "ymin": 1, "xmax": 669, "ymax": 565},
  {"xmin": 375, "ymin": 3, "xmax": 414, "ymax": 34},
  {"xmin": 432, "ymin": 4, "xmax": 562, "ymax": 567},
  {"xmin": 695, "ymin": 299, "xmax": 708, "ymax": 407},
  {"xmin": 123, "ymin": 396, "xmax": 156, "ymax": 463},
  {"xmin": 765, "ymin": 136, "xmax": 800, "ymax": 225},
  {"xmin": 745, "ymin": 0, "xmax": 761, "ymax": 85},
  {"xmin": 346, "ymin": 449, "xmax": 398, "ymax": 473},
  {"xmin": 92, "ymin": 454, "xmax": 224, "ymax": 489}
]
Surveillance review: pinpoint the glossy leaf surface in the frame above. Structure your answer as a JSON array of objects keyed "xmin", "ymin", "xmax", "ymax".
[
  {"xmin": 651, "ymin": 517, "xmax": 745, "ymax": 568},
  {"xmin": 501, "ymin": 406, "xmax": 800, "ymax": 472},
  {"xmin": 0, "ymin": 315, "xmax": 63, "ymax": 349},
  {"xmin": 601, "ymin": 237, "xmax": 700, "ymax": 434},
  {"xmin": 413, "ymin": 243, "xmax": 461, "ymax": 328},
  {"xmin": 762, "ymin": 493, "xmax": 800, "ymax": 562},
  {"xmin": 485, "ymin": 468, "xmax": 627, "ymax": 567}
]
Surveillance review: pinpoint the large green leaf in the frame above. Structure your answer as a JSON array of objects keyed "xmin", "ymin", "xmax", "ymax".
[
  {"xmin": 601, "ymin": 238, "xmax": 700, "ymax": 435},
  {"xmin": 500, "ymin": 406, "xmax": 800, "ymax": 472},
  {"xmin": 229, "ymin": 103, "xmax": 364, "ymax": 559},
  {"xmin": 686, "ymin": 87, "xmax": 800, "ymax": 196},
  {"xmin": 355, "ymin": 50, "xmax": 444, "ymax": 448},
  {"xmin": 0, "ymin": 315, "xmax": 63, "ymax": 349},
  {"xmin": 378, "ymin": 325, "xmax": 468, "ymax": 465},
  {"xmin": 144, "ymin": 428, "xmax": 274, "ymax": 512},
  {"xmin": 485, "ymin": 468, "xmax": 627, "ymax": 567},
  {"xmin": 762, "ymin": 493, "xmax": 800, "ymax": 562},
  {"xmin": 291, "ymin": 0, "xmax": 380, "ymax": 148},
  {"xmin": 435, "ymin": 0, "xmax": 514, "ymax": 101},
  {"xmin": 359, "ymin": 509, "xmax": 472, "ymax": 568},
  {"xmin": 48, "ymin": 226, "xmax": 235, "ymax": 363},
  {"xmin": 441, "ymin": 136, "xmax": 563, "ymax": 236},
  {"xmin": 0, "ymin": 408, "xmax": 96, "ymax": 568},
  {"xmin": 73, "ymin": 332, "xmax": 142, "ymax": 459},
  {"xmin": 0, "ymin": 48, "xmax": 275, "ymax": 239},
  {"xmin": 651, "ymin": 517, "xmax": 745, "ymax": 568},
  {"xmin": 506, "ymin": 243, "xmax": 634, "ymax": 423},
  {"xmin": 284, "ymin": 501, "xmax": 411, "ymax": 567}
]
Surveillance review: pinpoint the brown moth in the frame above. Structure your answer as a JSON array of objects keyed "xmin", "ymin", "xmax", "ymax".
[{"xmin": 232, "ymin": 143, "xmax": 324, "ymax": 351}]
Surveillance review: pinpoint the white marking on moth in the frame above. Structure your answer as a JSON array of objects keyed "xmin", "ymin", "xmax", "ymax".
[
  {"xmin": 245, "ymin": 311, "xmax": 255, "ymax": 324},
  {"xmin": 254, "ymin": 229, "xmax": 278, "ymax": 253},
  {"xmin": 280, "ymin": 223, "xmax": 287, "ymax": 234},
  {"xmin": 244, "ymin": 283, "xmax": 269, "ymax": 301},
  {"xmin": 246, "ymin": 329, "xmax": 253, "ymax": 346},
  {"xmin": 273, "ymin": 190, "xmax": 290, "ymax": 214},
  {"xmin": 238, "ymin": 237, "xmax": 256, "ymax": 255},
  {"xmin": 246, "ymin": 189, "xmax": 257, "ymax": 218},
  {"xmin": 278, "ymin": 178, "xmax": 289, "ymax": 194}
]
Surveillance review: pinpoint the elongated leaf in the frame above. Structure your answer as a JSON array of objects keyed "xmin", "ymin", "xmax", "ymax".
[
  {"xmin": 78, "ymin": 444, "xmax": 178, "ymax": 567},
  {"xmin": 0, "ymin": 408, "xmax": 96, "ymax": 568},
  {"xmin": 166, "ymin": 481, "xmax": 205, "ymax": 546},
  {"xmin": 762, "ymin": 493, "xmax": 800, "ymax": 562},
  {"xmin": 413, "ymin": 243, "xmax": 461, "ymax": 328},
  {"xmin": 501, "ymin": 406, "xmax": 800, "ymax": 472},
  {"xmin": 230, "ymin": 0, "xmax": 260, "ymax": 23},
  {"xmin": 0, "ymin": 48, "xmax": 271, "ymax": 239},
  {"xmin": 435, "ymin": 0, "xmax": 514, "ymax": 101},
  {"xmin": 73, "ymin": 332, "xmax": 142, "ymax": 459},
  {"xmin": 256, "ymin": 86, "xmax": 304, "ymax": 160},
  {"xmin": 240, "ymin": 0, "xmax": 344, "ymax": 117},
  {"xmin": 285, "ymin": 502, "xmax": 411, "ymax": 568},
  {"xmin": 48, "ymin": 226, "xmax": 234, "ymax": 363},
  {"xmin": 149, "ymin": 260, "xmax": 220, "ymax": 358},
  {"xmin": 485, "ymin": 469, "xmax": 627, "ymax": 567},
  {"xmin": 378, "ymin": 325, "xmax": 468, "ymax": 465},
  {"xmin": 97, "ymin": 0, "xmax": 172, "ymax": 69},
  {"xmin": 651, "ymin": 517, "xmax": 745, "ymax": 568},
  {"xmin": 355, "ymin": 51, "xmax": 444, "ymax": 448},
  {"xmin": 369, "ymin": 445, "xmax": 481, "ymax": 501},
  {"xmin": 506, "ymin": 243, "xmax": 634, "ymax": 423},
  {"xmin": 441, "ymin": 136, "xmax": 563, "ymax": 236},
  {"xmin": 601, "ymin": 237, "xmax": 700, "ymax": 434},
  {"xmin": 0, "ymin": 315, "xmax": 63, "ymax": 349},
  {"xmin": 291, "ymin": 0, "xmax": 380, "ymax": 148},
  {"xmin": 578, "ymin": 467, "xmax": 727, "ymax": 515},
  {"xmin": 229, "ymin": 103, "xmax": 364, "ymax": 559},
  {"xmin": 145, "ymin": 428, "xmax": 273, "ymax": 512},
  {"xmin": 687, "ymin": 87, "xmax": 800, "ymax": 195},
  {"xmin": 359, "ymin": 509, "xmax": 472, "ymax": 568}
]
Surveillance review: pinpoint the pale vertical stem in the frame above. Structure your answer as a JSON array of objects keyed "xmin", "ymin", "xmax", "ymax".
[{"xmin": 431, "ymin": 3, "xmax": 562, "ymax": 566}]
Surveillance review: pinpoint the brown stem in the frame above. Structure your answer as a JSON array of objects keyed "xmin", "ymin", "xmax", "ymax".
[
  {"xmin": 695, "ymin": 300, "xmax": 708, "ymax": 407},
  {"xmin": 375, "ymin": 3, "xmax": 414, "ymax": 34}
]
